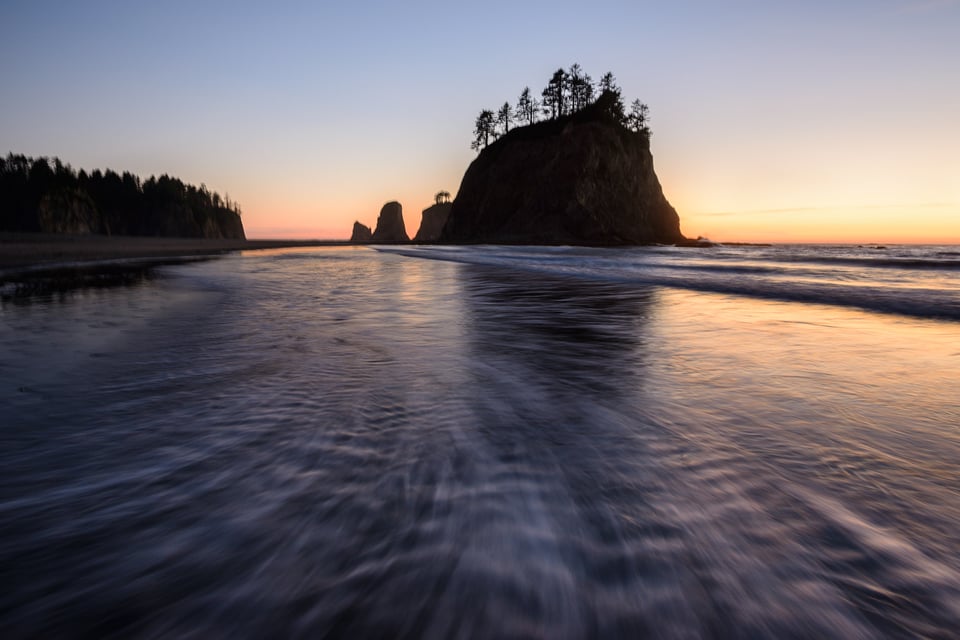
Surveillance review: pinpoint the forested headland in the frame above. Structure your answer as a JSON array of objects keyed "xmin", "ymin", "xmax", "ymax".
[{"xmin": 0, "ymin": 154, "xmax": 245, "ymax": 239}]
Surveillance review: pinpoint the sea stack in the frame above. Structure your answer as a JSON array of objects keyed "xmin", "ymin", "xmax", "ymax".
[
  {"xmin": 413, "ymin": 202, "xmax": 452, "ymax": 242},
  {"xmin": 440, "ymin": 97, "xmax": 684, "ymax": 245},
  {"xmin": 350, "ymin": 221, "xmax": 373, "ymax": 243},
  {"xmin": 371, "ymin": 201, "xmax": 409, "ymax": 243}
]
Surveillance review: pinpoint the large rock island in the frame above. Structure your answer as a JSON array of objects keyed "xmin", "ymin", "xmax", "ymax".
[{"xmin": 440, "ymin": 95, "xmax": 684, "ymax": 246}]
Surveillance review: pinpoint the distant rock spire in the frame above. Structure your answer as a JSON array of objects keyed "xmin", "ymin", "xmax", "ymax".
[
  {"xmin": 350, "ymin": 221, "xmax": 373, "ymax": 244},
  {"xmin": 371, "ymin": 201, "xmax": 409, "ymax": 243}
]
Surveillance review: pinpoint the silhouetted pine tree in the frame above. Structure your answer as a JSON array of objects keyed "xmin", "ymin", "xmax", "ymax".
[
  {"xmin": 497, "ymin": 102, "xmax": 513, "ymax": 136},
  {"xmin": 627, "ymin": 99, "xmax": 651, "ymax": 136},
  {"xmin": 567, "ymin": 63, "xmax": 594, "ymax": 112},
  {"xmin": 541, "ymin": 68, "xmax": 567, "ymax": 119},
  {"xmin": 471, "ymin": 109, "xmax": 496, "ymax": 150},
  {"xmin": 516, "ymin": 87, "xmax": 539, "ymax": 126}
]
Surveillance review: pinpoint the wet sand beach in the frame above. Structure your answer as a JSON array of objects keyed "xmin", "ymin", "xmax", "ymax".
[
  {"xmin": 2, "ymin": 245, "xmax": 959, "ymax": 637},
  {"xmin": 0, "ymin": 232, "xmax": 347, "ymax": 271}
]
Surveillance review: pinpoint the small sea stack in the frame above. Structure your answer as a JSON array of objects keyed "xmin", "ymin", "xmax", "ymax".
[
  {"xmin": 350, "ymin": 221, "xmax": 373, "ymax": 244},
  {"xmin": 413, "ymin": 202, "xmax": 452, "ymax": 243},
  {"xmin": 371, "ymin": 201, "xmax": 409, "ymax": 243}
]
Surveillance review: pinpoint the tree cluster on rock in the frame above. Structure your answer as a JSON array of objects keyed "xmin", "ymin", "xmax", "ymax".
[
  {"xmin": 0, "ymin": 153, "xmax": 245, "ymax": 238},
  {"xmin": 471, "ymin": 64, "xmax": 651, "ymax": 151}
]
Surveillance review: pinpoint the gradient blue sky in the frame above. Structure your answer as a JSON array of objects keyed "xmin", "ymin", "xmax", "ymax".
[{"xmin": 2, "ymin": 0, "xmax": 958, "ymax": 241}]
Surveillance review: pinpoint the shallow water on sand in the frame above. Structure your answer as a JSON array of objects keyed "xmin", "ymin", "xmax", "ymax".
[{"xmin": 2, "ymin": 245, "xmax": 959, "ymax": 638}]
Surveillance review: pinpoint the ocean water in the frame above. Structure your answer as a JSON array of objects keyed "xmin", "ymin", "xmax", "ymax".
[{"xmin": 1, "ymin": 244, "xmax": 959, "ymax": 638}]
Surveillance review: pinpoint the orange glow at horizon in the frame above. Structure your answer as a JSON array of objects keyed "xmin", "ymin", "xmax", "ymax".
[
  {"xmin": 243, "ymin": 194, "xmax": 960, "ymax": 244},
  {"xmin": 241, "ymin": 189, "xmax": 448, "ymax": 240},
  {"xmin": 679, "ymin": 204, "xmax": 960, "ymax": 244}
]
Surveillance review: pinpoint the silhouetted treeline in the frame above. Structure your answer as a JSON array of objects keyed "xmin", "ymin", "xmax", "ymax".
[
  {"xmin": 0, "ymin": 154, "xmax": 245, "ymax": 239},
  {"xmin": 472, "ymin": 64, "xmax": 651, "ymax": 151}
]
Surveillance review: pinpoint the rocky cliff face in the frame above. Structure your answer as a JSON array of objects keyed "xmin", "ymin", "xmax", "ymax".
[
  {"xmin": 137, "ymin": 204, "xmax": 245, "ymax": 239},
  {"xmin": 413, "ymin": 202, "xmax": 452, "ymax": 242},
  {"xmin": 37, "ymin": 189, "xmax": 100, "ymax": 235},
  {"xmin": 371, "ymin": 201, "xmax": 409, "ymax": 243},
  {"xmin": 440, "ymin": 108, "xmax": 684, "ymax": 245},
  {"xmin": 351, "ymin": 221, "xmax": 373, "ymax": 243},
  {"xmin": 209, "ymin": 207, "xmax": 246, "ymax": 240},
  {"xmin": 17, "ymin": 189, "xmax": 244, "ymax": 239}
]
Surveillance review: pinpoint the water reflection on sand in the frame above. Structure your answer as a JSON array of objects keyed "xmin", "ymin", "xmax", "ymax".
[{"xmin": 1, "ymin": 246, "xmax": 959, "ymax": 637}]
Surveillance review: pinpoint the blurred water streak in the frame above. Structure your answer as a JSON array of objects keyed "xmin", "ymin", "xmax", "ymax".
[{"xmin": 1, "ymin": 245, "xmax": 959, "ymax": 638}]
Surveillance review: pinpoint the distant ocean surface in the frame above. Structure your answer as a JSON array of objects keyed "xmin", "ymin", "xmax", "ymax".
[{"xmin": 2, "ymin": 243, "xmax": 959, "ymax": 638}]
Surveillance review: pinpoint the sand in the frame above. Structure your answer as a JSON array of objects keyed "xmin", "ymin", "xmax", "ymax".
[{"xmin": 0, "ymin": 233, "xmax": 349, "ymax": 271}]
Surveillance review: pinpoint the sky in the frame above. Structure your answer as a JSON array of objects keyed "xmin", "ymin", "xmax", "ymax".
[{"xmin": 1, "ymin": 0, "xmax": 958, "ymax": 243}]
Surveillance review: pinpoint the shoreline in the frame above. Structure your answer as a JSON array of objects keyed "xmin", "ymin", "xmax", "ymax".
[{"xmin": 0, "ymin": 233, "xmax": 350, "ymax": 272}]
